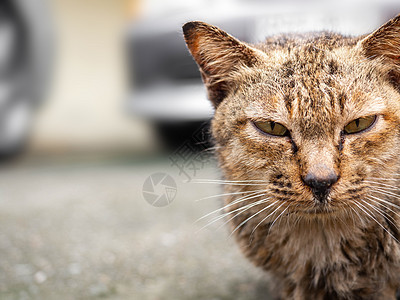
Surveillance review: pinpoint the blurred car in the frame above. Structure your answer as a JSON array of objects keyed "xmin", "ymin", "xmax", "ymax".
[
  {"xmin": 125, "ymin": 0, "xmax": 399, "ymax": 148},
  {"xmin": 0, "ymin": 0, "xmax": 53, "ymax": 159}
]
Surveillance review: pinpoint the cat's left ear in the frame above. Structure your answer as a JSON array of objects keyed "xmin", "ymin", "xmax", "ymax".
[
  {"xmin": 361, "ymin": 14, "xmax": 400, "ymax": 86},
  {"xmin": 183, "ymin": 21, "xmax": 265, "ymax": 107}
]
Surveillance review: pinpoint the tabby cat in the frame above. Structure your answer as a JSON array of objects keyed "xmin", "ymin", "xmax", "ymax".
[{"xmin": 183, "ymin": 14, "xmax": 400, "ymax": 299}]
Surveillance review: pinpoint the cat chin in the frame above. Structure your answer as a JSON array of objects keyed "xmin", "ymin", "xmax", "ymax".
[
  {"xmin": 285, "ymin": 208, "xmax": 356, "ymax": 227},
  {"xmin": 291, "ymin": 208, "xmax": 335, "ymax": 217},
  {"xmin": 288, "ymin": 203, "xmax": 341, "ymax": 217}
]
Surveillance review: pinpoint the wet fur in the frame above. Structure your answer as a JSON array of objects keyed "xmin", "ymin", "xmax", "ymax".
[{"xmin": 183, "ymin": 16, "xmax": 400, "ymax": 299}]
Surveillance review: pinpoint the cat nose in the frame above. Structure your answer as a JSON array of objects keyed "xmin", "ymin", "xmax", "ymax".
[{"xmin": 302, "ymin": 165, "xmax": 338, "ymax": 202}]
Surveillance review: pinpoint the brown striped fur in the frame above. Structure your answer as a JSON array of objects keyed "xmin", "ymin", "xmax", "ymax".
[{"xmin": 183, "ymin": 15, "xmax": 400, "ymax": 299}]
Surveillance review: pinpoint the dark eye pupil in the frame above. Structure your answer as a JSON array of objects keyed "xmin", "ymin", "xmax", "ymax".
[
  {"xmin": 270, "ymin": 121, "xmax": 275, "ymax": 130},
  {"xmin": 355, "ymin": 119, "xmax": 359, "ymax": 127}
]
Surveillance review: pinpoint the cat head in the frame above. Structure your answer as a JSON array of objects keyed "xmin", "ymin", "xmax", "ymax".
[{"xmin": 183, "ymin": 16, "xmax": 400, "ymax": 218}]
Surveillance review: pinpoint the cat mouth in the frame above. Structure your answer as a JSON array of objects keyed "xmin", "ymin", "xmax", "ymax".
[
  {"xmin": 303, "ymin": 208, "xmax": 333, "ymax": 215},
  {"xmin": 299, "ymin": 203, "xmax": 335, "ymax": 215},
  {"xmin": 312, "ymin": 191, "xmax": 331, "ymax": 204},
  {"xmin": 284, "ymin": 207, "xmax": 335, "ymax": 218}
]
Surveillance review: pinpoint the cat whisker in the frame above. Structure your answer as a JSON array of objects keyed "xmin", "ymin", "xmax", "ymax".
[
  {"xmin": 192, "ymin": 182, "xmax": 266, "ymax": 186},
  {"xmin": 249, "ymin": 202, "xmax": 286, "ymax": 238},
  {"xmin": 215, "ymin": 197, "xmax": 273, "ymax": 231},
  {"xmin": 362, "ymin": 200, "xmax": 400, "ymax": 234},
  {"xmin": 370, "ymin": 186, "xmax": 400, "ymax": 194},
  {"xmin": 371, "ymin": 188, "xmax": 400, "ymax": 201},
  {"xmin": 193, "ymin": 178, "xmax": 265, "ymax": 182},
  {"xmin": 196, "ymin": 191, "xmax": 266, "ymax": 222},
  {"xmin": 229, "ymin": 201, "xmax": 280, "ymax": 237},
  {"xmin": 201, "ymin": 146, "xmax": 221, "ymax": 152},
  {"xmin": 343, "ymin": 202, "xmax": 358, "ymax": 227},
  {"xmin": 368, "ymin": 186, "xmax": 400, "ymax": 197},
  {"xmin": 369, "ymin": 177, "xmax": 400, "ymax": 181},
  {"xmin": 267, "ymin": 204, "xmax": 291, "ymax": 235},
  {"xmin": 353, "ymin": 200, "xmax": 399, "ymax": 243},
  {"xmin": 205, "ymin": 196, "xmax": 270, "ymax": 225},
  {"xmin": 195, "ymin": 189, "xmax": 265, "ymax": 202},
  {"xmin": 196, "ymin": 197, "xmax": 271, "ymax": 233},
  {"xmin": 365, "ymin": 180, "xmax": 400, "ymax": 190},
  {"xmin": 366, "ymin": 195, "xmax": 400, "ymax": 215},
  {"xmin": 361, "ymin": 199, "xmax": 398, "ymax": 229},
  {"xmin": 345, "ymin": 202, "xmax": 365, "ymax": 225},
  {"xmin": 192, "ymin": 178, "xmax": 265, "ymax": 183}
]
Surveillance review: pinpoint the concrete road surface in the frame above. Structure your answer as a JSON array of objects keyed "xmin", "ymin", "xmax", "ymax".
[{"xmin": 0, "ymin": 156, "xmax": 272, "ymax": 299}]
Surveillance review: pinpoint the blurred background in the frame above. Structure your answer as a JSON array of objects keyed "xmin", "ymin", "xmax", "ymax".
[{"xmin": 1, "ymin": 0, "xmax": 400, "ymax": 299}]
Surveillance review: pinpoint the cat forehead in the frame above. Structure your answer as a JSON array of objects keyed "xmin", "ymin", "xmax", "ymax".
[
  {"xmin": 256, "ymin": 31, "xmax": 359, "ymax": 56},
  {"xmin": 244, "ymin": 83, "xmax": 385, "ymax": 118},
  {"xmin": 255, "ymin": 32, "xmax": 365, "ymax": 77},
  {"xmin": 240, "ymin": 53, "xmax": 387, "ymax": 132},
  {"xmin": 238, "ymin": 37, "xmax": 386, "ymax": 117},
  {"xmin": 243, "ymin": 74, "xmax": 385, "ymax": 112}
]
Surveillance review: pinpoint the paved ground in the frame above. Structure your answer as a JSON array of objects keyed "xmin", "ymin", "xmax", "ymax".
[{"xmin": 0, "ymin": 156, "xmax": 272, "ymax": 299}]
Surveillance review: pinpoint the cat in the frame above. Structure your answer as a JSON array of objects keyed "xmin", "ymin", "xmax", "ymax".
[{"xmin": 183, "ymin": 14, "xmax": 400, "ymax": 300}]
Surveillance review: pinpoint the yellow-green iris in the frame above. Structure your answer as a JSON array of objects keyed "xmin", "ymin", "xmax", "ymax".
[
  {"xmin": 254, "ymin": 121, "xmax": 288, "ymax": 136},
  {"xmin": 344, "ymin": 115, "xmax": 376, "ymax": 134}
]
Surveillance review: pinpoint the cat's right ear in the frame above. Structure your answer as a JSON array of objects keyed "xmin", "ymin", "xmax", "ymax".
[
  {"xmin": 360, "ymin": 14, "xmax": 400, "ymax": 88},
  {"xmin": 182, "ymin": 21, "xmax": 265, "ymax": 107}
]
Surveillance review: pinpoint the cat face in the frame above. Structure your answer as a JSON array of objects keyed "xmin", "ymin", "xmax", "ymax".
[
  {"xmin": 213, "ymin": 58, "xmax": 400, "ymax": 216},
  {"xmin": 183, "ymin": 17, "xmax": 400, "ymax": 219}
]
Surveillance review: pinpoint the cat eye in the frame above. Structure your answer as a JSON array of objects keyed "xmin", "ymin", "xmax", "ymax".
[
  {"xmin": 254, "ymin": 121, "xmax": 289, "ymax": 137},
  {"xmin": 343, "ymin": 115, "xmax": 376, "ymax": 134}
]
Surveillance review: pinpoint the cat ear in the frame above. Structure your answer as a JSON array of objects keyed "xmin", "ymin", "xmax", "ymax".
[
  {"xmin": 183, "ymin": 21, "xmax": 264, "ymax": 107},
  {"xmin": 361, "ymin": 15, "xmax": 400, "ymax": 87}
]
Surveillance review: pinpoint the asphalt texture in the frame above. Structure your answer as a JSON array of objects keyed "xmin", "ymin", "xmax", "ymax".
[{"xmin": 0, "ymin": 156, "xmax": 272, "ymax": 299}]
